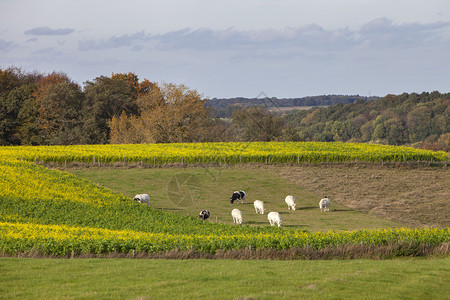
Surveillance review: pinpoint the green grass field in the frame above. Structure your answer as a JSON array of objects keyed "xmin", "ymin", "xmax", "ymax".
[
  {"xmin": 2, "ymin": 156, "xmax": 448, "ymax": 299},
  {"xmin": 69, "ymin": 165, "xmax": 401, "ymax": 232},
  {"xmin": 1, "ymin": 257, "xmax": 449, "ymax": 299}
]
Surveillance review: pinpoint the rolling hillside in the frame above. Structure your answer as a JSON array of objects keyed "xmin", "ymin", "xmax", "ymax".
[{"xmin": 0, "ymin": 142, "xmax": 448, "ymax": 258}]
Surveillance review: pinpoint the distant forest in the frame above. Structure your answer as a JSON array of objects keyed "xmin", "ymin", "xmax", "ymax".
[
  {"xmin": 208, "ymin": 95, "xmax": 380, "ymax": 118},
  {"xmin": 1, "ymin": 66, "xmax": 448, "ymax": 151},
  {"xmin": 286, "ymin": 92, "xmax": 449, "ymax": 151}
]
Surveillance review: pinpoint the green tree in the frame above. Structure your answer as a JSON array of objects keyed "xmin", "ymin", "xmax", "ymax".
[
  {"xmin": 321, "ymin": 121, "xmax": 334, "ymax": 141},
  {"xmin": 83, "ymin": 75, "xmax": 139, "ymax": 144},
  {"xmin": 385, "ymin": 119, "xmax": 405, "ymax": 145},
  {"xmin": 17, "ymin": 96, "xmax": 41, "ymax": 145},
  {"xmin": 360, "ymin": 121, "xmax": 374, "ymax": 142},
  {"xmin": 0, "ymin": 67, "xmax": 21, "ymax": 145},
  {"xmin": 406, "ymin": 105, "xmax": 433, "ymax": 142},
  {"xmin": 0, "ymin": 84, "xmax": 36, "ymax": 145},
  {"xmin": 34, "ymin": 82, "xmax": 85, "ymax": 144},
  {"xmin": 231, "ymin": 106, "xmax": 284, "ymax": 142},
  {"xmin": 372, "ymin": 123, "xmax": 386, "ymax": 141}
]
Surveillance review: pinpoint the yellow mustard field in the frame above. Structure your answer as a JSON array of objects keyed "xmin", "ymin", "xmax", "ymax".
[
  {"xmin": 1, "ymin": 220, "xmax": 448, "ymax": 256},
  {"xmin": 0, "ymin": 141, "xmax": 447, "ymax": 164},
  {"xmin": 0, "ymin": 142, "xmax": 448, "ymax": 257}
]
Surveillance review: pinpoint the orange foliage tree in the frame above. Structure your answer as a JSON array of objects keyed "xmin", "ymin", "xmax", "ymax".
[{"xmin": 109, "ymin": 83, "xmax": 211, "ymax": 143}]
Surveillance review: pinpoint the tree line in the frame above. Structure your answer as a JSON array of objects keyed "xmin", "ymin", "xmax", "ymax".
[
  {"xmin": 286, "ymin": 92, "xmax": 449, "ymax": 151},
  {"xmin": 208, "ymin": 95, "xmax": 380, "ymax": 118},
  {"xmin": 1, "ymin": 67, "xmax": 448, "ymax": 151},
  {"xmin": 0, "ymin": 67, "xmax": 213, "ymax": 145},
  {"xmin": 0, "ymin": 67, "xmax": 292, "ymax": 145}
]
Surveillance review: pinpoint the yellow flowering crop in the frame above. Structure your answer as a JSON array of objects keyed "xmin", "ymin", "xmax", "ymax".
[
  {"xmin": 0, "ymin": 143, "xmax": 448, "ymax": 257},
  {"xmin": 0, "ymin": 142, "xmax": 446, "ymax": 164},
  {"xmin": 1, "ymin": 221, "xmax": 448, "ymax": 256}
]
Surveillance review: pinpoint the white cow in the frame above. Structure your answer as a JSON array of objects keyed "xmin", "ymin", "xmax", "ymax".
[
  {"xmin": 133, "ymin": 194, "xmax": 150, "ymax": 206},
  {"xmin": 231, "ymin": 208, "xmax": 243, "ymax": 225},
  {"xmin": 285, "ymin": 195, "xmax": 296, "ymax": 211},
  {"xmin": 268, "ymin": 212, "xmax": 281, "ymax": 227},
  {"xmin": 253, "ymin": 200, "xmax": 265, "ymax": 214},
  {"xmin": 319, "ymin": 197, "xmax": 330, "ymax": 212}
]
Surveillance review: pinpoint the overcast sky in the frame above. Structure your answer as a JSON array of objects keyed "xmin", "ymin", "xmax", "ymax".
[{"xmin": 1, "ymin": 0, "xmax": 449, "ymax": 98}]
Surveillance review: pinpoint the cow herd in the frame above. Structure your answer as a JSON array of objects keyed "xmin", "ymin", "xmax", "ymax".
[
  {"xmin": 227, "ymin": 192, "xmax": 330, "ymax": 227},
  {"xmin": 196, "ymin": 191, "xmax": 331, "ymax": 227},
  {"xmin": 133, "ymin": 191, "xmax": 331, "ymax": 227}
]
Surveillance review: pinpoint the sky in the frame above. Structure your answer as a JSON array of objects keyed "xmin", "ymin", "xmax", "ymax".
[{"xmin": 1, "ymin": 0, "xmax": 450, "ymax": 98}]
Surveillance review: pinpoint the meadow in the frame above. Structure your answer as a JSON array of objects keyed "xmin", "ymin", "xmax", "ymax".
[
  {"xmin": 69, "ymin": 166, "xmax": 401, "ymax": 231},
  {"xmin": 0, "ymin": 142, "xmax": 448, "ymax": 257},
  {"xmin": 0, "ymin": 142, "xmax": 448, "ymax": 298},
  {"xmin": 1, "ymin": 257, "xmax": 449, "ymax": 299}
]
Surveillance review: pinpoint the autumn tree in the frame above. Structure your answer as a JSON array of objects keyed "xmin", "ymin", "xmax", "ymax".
[
  {"xmin": 110, "ymin": 83, "xmax": 211, "ymax": 143},
  {"xmin": 14, "ymin": 72, "xmax": 84, "ymax": 145},
  {"xmin": 32, "ymin": 72, "xmax": 71, "ymax": 99},
  {"xmin": 109, "ymin": 111, "xmax": 143, "ymax": 144},
  {"xmin": 111, "ymin": 72, "xmax": 157, "ymax": 96}
]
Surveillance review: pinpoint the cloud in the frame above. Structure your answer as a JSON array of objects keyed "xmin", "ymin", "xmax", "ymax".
[
  {"xmin": 25, "ymin": 26, "xmax": 75, "ymax": 36},
  {"xmin": 77, "ymin": 25, "xmax": 358, "ymax": 53},
  {"xmin": 76, "ymin": 18, "xmax": 449, "ymax": 55},
  {"xmin": 361, "ymin": 17, "xmax": 450, "ymax": 34},
  {"xmin": 23, "ymin": 17, "xmax": 445, "ymax": 98},
  {"xmin": 26, "ymin": 38, "xmax": 39, "ymax": 43},
  {"xmin": 78, "ymin": 31, "xmax": 150, "ymax": 51},
  {"xmin": 30, "ymin": 47, "xmax": 64, "ymax": 61},
  {"xmin": 155, "ymin": 19, "xmax": 450, "ymax": 51},
  {"xmin": 0, "ymin": 39, "xmax": 14, "ymax": 51},
  {"xmin": 359, "ymin": 18, "xmax": 450, "ymax": 48}
]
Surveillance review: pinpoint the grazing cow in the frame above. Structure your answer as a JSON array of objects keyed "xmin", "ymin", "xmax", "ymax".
[
  {"xmin": 230, "ymin": 191, "xmax": 246, "ymax": 204},
  {"xmin": 319, "ymin": 197, "xmax": 330, "ymax": 212},
  {"xmin": 199, "ymin": 209, "xmax": 210, "ymax": 220},
  {"xmin": 253, "ymin": 200, "xmax": 265, "ymax": 214},
  {"xmin": 285, "ymin": 195, "xmax": 296, "ymax": 211},
  {"xmin": 133, "ymin": 194, "xmax": 150, "ymax": 206},
  {"xmin": 268, "ymin": 212, "xmax": 281, "ymax": 227},
  {"xmin": 231, "ymin": 208, "xmax": 243, "ymax": 224}
]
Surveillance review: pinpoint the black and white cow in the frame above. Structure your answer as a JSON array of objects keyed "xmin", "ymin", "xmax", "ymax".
[
  {"xmin": 199, "ymin": 209, "xmax": 210, "ymax": 220},
  {"xmin": 230, "ymin": 190, "xmax": 246, "ymax": 204}
]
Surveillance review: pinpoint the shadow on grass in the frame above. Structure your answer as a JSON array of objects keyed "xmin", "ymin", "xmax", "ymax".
[
  {"xmin": 299, "ymin": 206, "xmax": 318, "ymax": 210},
  {"xmin": 246, "ymin": 221, "xmax": 268, "ymax": 225},
  {"xmin": 283, "ymin": 224, "xmax": 309, "ymax": 228}
]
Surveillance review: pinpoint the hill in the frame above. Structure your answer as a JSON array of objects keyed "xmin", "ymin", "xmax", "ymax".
[
  {"xmin": 284, "ymin": 91, "xmax": 450, "ymax": 151},
  {"xmin": 69, "ymin": 163, "xmax": 449, "ymax": 229},
  {"xmin": 0, "ymin": 143, "xmax": 448, "ymax": 258},
  {"xmin": 208, "ymin": 95, "xmax": 379, "ymax": 118}
]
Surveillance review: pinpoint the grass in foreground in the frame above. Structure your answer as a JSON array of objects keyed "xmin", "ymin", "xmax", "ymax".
[{"xmin": 1, "ymin": 257, "xmax": 449, "ymax": 299}]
